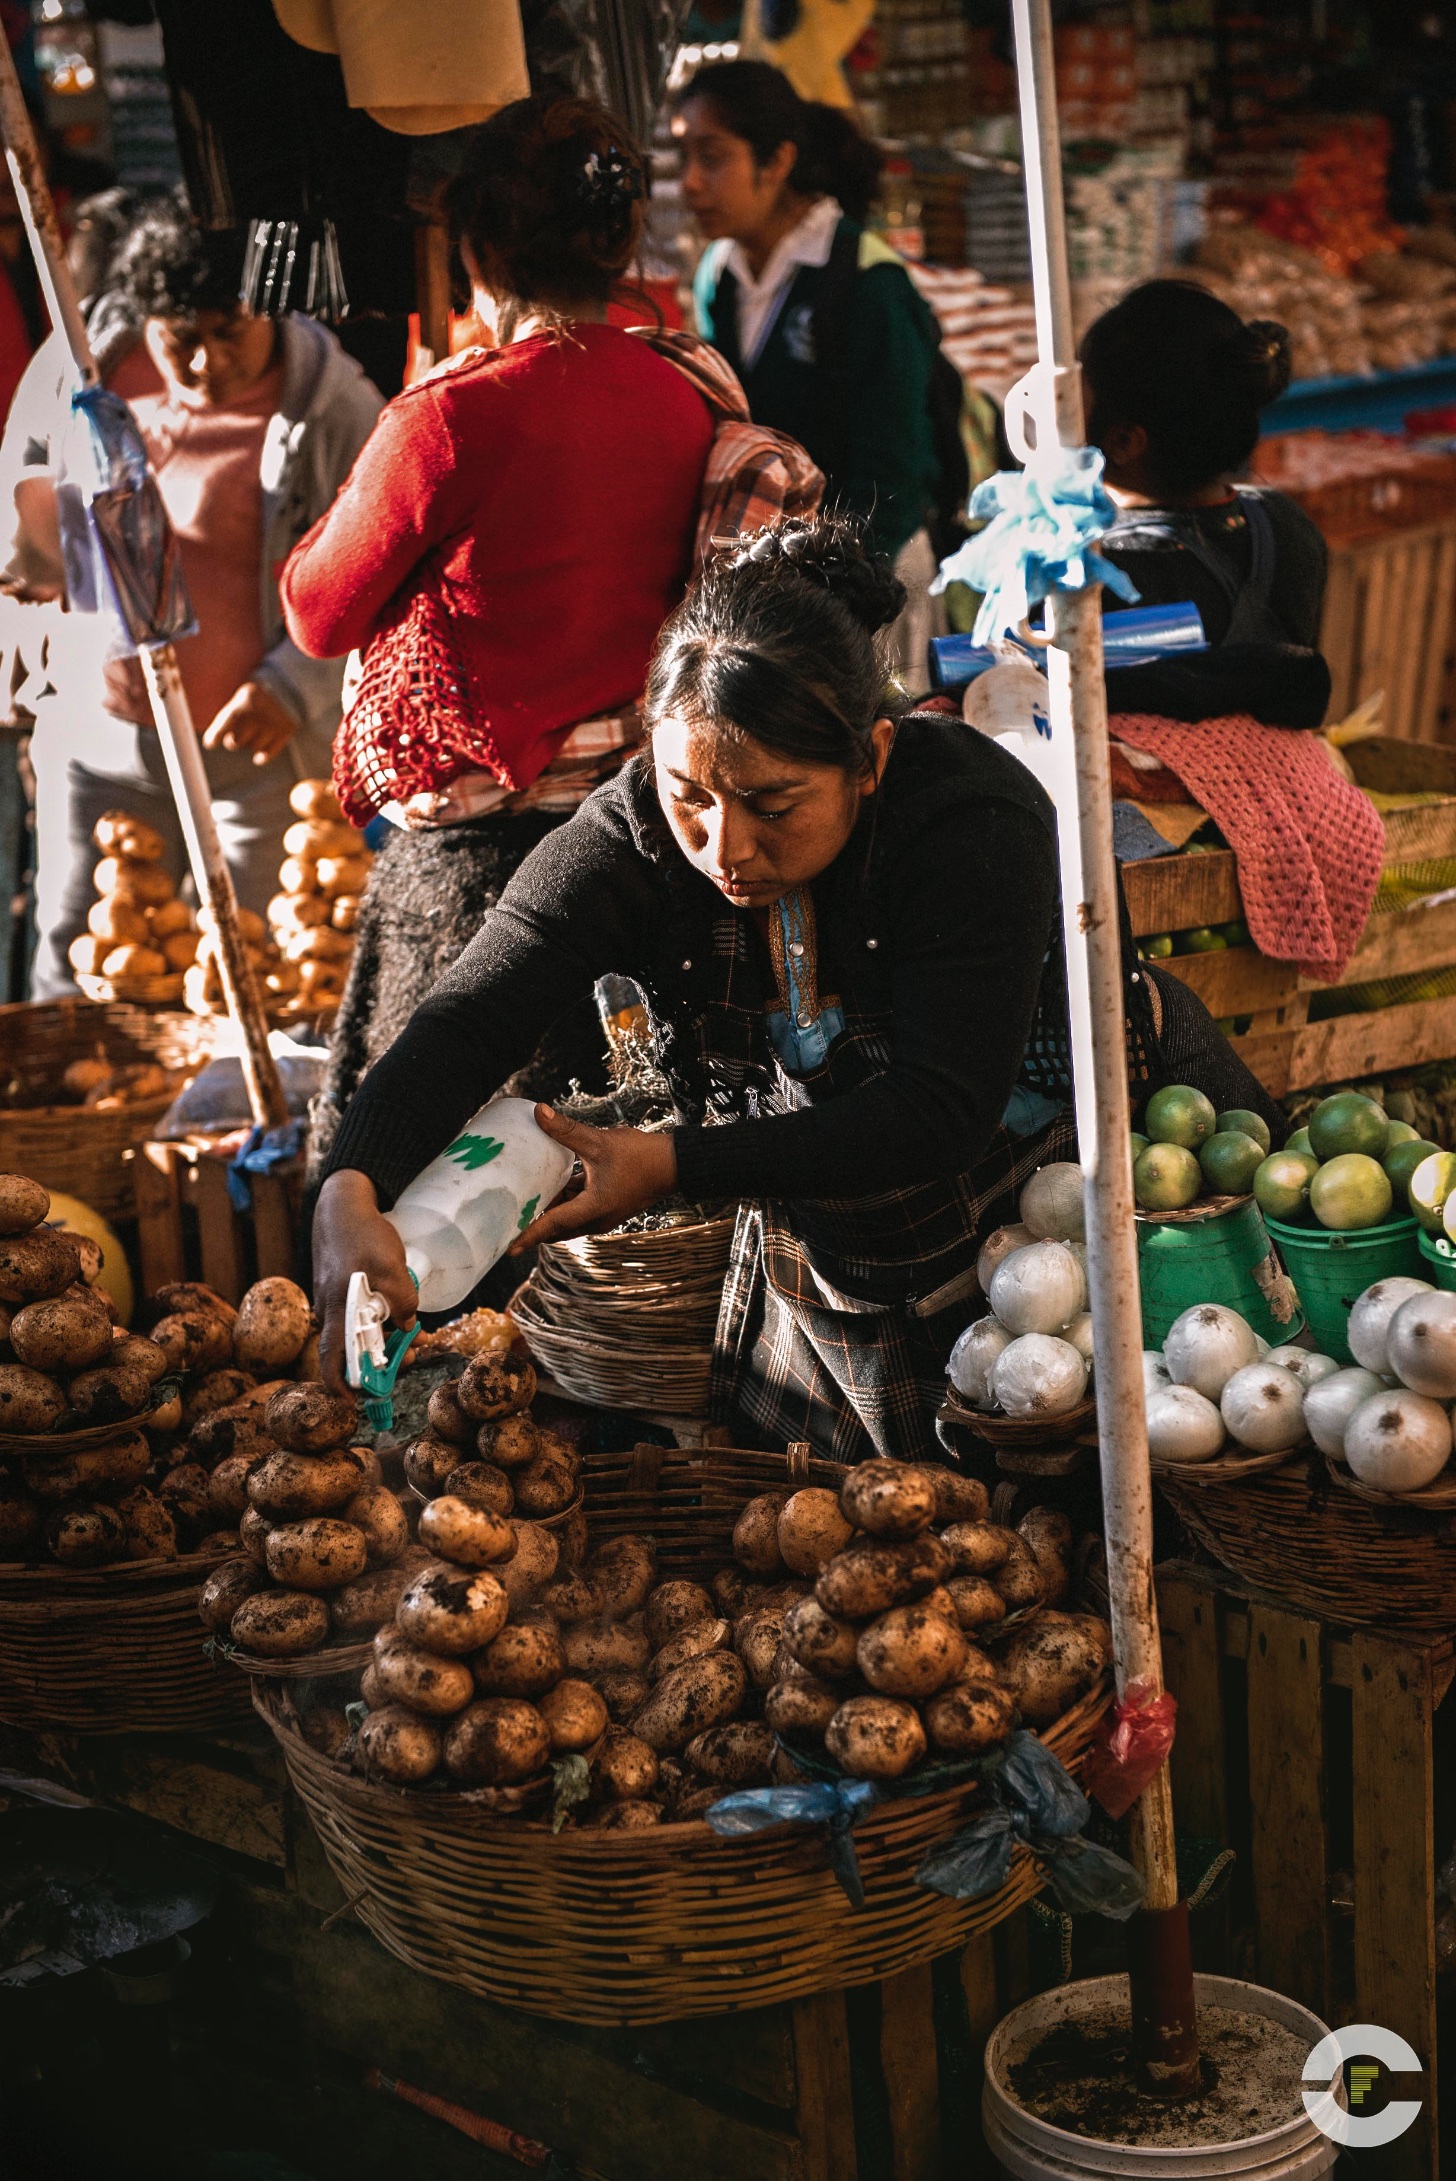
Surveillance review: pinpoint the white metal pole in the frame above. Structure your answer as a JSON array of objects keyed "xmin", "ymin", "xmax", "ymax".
[
  {"xmin": 0, "ymin": 47, "xmax": 287, "ymax": 1131},
  {"xmin": 1009, "ymin": 0, "xmax": 1197, "ymax": 2092}
]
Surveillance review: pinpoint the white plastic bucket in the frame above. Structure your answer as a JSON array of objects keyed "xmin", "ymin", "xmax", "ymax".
[{"xmin": 983, "ymin": 1974, "xmax": 1339, "ymax": 2180}]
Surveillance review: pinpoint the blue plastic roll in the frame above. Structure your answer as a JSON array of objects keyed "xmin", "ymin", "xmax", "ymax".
[{"xmin": 928, "ymin": 600, "xmax": 1207, "ymax": 693}]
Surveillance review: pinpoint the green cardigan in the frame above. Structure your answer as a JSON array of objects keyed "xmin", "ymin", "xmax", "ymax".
[{"xmin": 694, "ymin": 217, "xmax": 939, "ymax": 561}]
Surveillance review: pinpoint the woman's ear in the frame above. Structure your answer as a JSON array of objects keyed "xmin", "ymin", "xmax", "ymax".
[
  {"xmin": 861, "ymin": 716, "xmax": 896, "ymax": 795},
  {"xmin": 1099, "ymin": 421, "xmax": 1148, "ymax": 485}
]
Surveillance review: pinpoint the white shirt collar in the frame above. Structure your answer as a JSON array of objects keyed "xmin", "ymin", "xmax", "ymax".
[{"xmin": 724, "ymin": 197, "xmax": 843, "ymax": 369}]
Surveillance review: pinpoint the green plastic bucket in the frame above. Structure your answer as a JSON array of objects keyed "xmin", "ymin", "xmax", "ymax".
[
  {"xmin": 1263, "ymin": 1211, "xmax": 1423, "ymax": 1363},
  {"xmin": 1137, "ymin": 1196, "xmax": 1304, "ymax": 1350},
  {"xmin": 1418, "ymin": 1229, "xmax": 1456, "ymax": 1291}
]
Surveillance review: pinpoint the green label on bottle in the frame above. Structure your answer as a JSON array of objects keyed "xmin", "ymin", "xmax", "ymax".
[
  {"xmin": 516, "ymin": 1195, "xmax": 539, "ymax": 1232},
  {"xmin": 443, "ymin": 1132, "xmax": 505, "ymax": 1173}
]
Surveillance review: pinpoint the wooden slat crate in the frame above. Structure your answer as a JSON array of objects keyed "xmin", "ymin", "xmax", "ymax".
[
  {"xmin": 1121, "ymin": 735, "xmax": 1456, "ymax": 1094},
  {"xmin": 1319, "ymin": 517, "xmax": 1456, "ymax": 747},
  {"xmin": 1159, "ymin": 1564, "xmax": 1451, "ymax": 2181},
  {"xmin": 131, "ymin": 1136, "xmax": 303, "ymax": 1302}
]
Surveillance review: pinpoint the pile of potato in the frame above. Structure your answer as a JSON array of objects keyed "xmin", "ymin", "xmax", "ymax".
[
  {"xmin": 263, "ymin": 780, "xmax": 369, "ymax": 1022},
  {"xmin": 67, "ymin": 810, "xmax": 198, "ymax": 996},
  {"xmin": 182, "ymin": 903, "xmax": 289, "ymax": 1020}
]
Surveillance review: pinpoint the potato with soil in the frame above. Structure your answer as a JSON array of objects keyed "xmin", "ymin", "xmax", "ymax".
[
  {"xmin": 344, "ymin": 1484, "xmax": 408, "ymax": 1567},
  {"xmin": 735, "ymin": 1603, "xmax": 791, "ymax": 1691},
  {"xmin": 782, "ymin": 1595, "xmax": 861, "ymax": 1680},
  {"xmin": 939, "ymin": 1522, "xmax": 1017, "ymax": 1577},
  {"xmin": 9, "ymin": 1287, "xmax": 113, "ymax": 1374},
  {"xmin": 47, "ymin": 1501, "xmax": 127, "ymax": 1565},
  {"xmin": 198, "ymin": 1556, "xmax": 264, "ymax": 1631},
  {"xmin": 497, "ymin": 1520, "xmax": 558, "ymax": 1609},
  {"xmin": 265, "ymin": 1516, "xmax": 368, "ymax": 1592},
  {"xmin": 561, "ymin": 1617, "xmax": 651, "ymax": 1676},
  {"xmin": 540, "ymin": 1572, "xmax": 600, "ymax": 1625},
  {"xmin": 1017, "ymin": 1507, "xmax": 1074, "ymax": 1607},
  {"xmin": 944, "ymin": 1576, "xmax": 1008, "ymax": 1632},
  {"xmin": 649, "ymin": 1617, "xmax": 730, "ymax": 1682},
  {"xmin": 0, "ymin": 1174, "xmax": 48, "ymax": 1236},
  {"xmin": 396, "ymin": 1561, "xmax": 508, "ymax": 1654},
  {"xmin": 329, "ymin": 1559, "xmax": 424, "ymax": 1637},
  {"xmin": 372, "ymin": 1631, "xmax": 475, "ymax": 1716},
  {"xmin": 839, "ymin": 1459, "xmax": 938, "ymax": 1540},
  {"xmin": 765, "ymin": 1673, "xmax": 841, "ymax": 1740},
  {"xmin": 247, "ymin": 1449, "xmax": 362, "ymax": 1521},
  {"xmin": 403, "ymin": 1431, "xmax": 459, "ymax": 1498},
  {"xmin": 207, "ymin": 1453, "xmax": 258, "ymax": 1526},
  {"xmin": 0, "ymin": 1476, "xmax": 40, "ymax": 1557},
  {"xmin": 684, "ymin": 1720, "xmax": 775, "ymax": 1787},
  {"xmin": 776, "ymin": 1488, "xmax": 854, "ymax": 1576},
  {"xmin": 825, "ymin": 1694, "xmax": 926, "ymax": 1780},
  {"xmin": 539, "ymin": 1677, "xmax": 608, "ymax": 1754},
  {"xmin": 0, "ymin": 1363, "xmax": 66, "ymax": 1434},
  {"xmin": 857, "ymin": 1602, "xmax": 967, "ymax": 1699},
  {"xmin": 593, "ymin": 1729, "xmax": 659, "ymax": 1802},
  {"xmin": 456, "ymin": 1351, "xmax": 536, "ymax": 1421},
  {"xmin": 188, "ymin": 1406, "xmax": 276, "ymax": 1468},
  {"xmin": 443, "ymin": 1697, "xmax": 550, "ymax": 1786},
  {"xmin": 265, "ymin": 1381, "xmax": 357, "ymax": 1455},
  {"xmin": 426, "ymin": 1379, "xmax": 474, "ymax": 1446},
  {"xmin": 593, "ymin": 1669, "xmax": 649, "ymax": 1722},
  {"xmin": 815, "ymin": 1532, "xmax": 949, "ymax": 1620},
  {"xmin": 587, "ymin": 1534, "xmax": 657, "ymax": 1618},
  {"xmin": 160, "ymin": 1463, "xmax": 214, "ymax": 1538},
  {"xmin": 996, "ymin": 1612, "xmax": 1112, "ymax": 1727},
  {"xmin": 238, "ymin": 1505, "xmax": 274, "ymax": 1566},
  {"xmin": 992, "ymin": 1534, "xmax": 1046, "ymax": 1614},
  {"xmin": 418, "ymin": 1494, "xmax": 514, "ymax": 1569},
  {"xmin": 232, "ymin": 1277, "xmax": 313, "ymax": 1372},
  {"xmin": 733, "ymin": 1492, "xmax": 786, "ymax": 1577},
  {"xmin": 359, "ymin": 1706, "xmax": 442, "ymax": 1784},
  {"xmin": 116, "ymin": 1485, "xmax": 178, "ymax": 1562},
  {"xmin": 643, "ymin": 1579, "xmax": 712, "ymax": 1649},
  {"xmin": 147, "ymin": 1281, "xmax": 236, "ymax": 1327},
  {"xmin": 474, "ymin": 1618, "xmax": 564, "ymax": 1699},
  {"xmin": 0, "ymin": 1227, "xmax": 81, "ymax": 1304},
  {"xmin": 63, "ymin": 1357, "xmax": 152, "ymax": 1426},
  {"xmin": 923, "ymin": 1678, "xmax": 1015, "ymax": 1757},
  {"xmin": 630, "ymin": 1651, "xmax": 748, "ymax": 1755},
  {"xmin": 150, "ymin": 1311, "xmax": 233, "ymax": 1376},
  {"xmin": 512, "ymin": 1450, "xmax": 576, "ymax": 1518},
  {"xmin": 228, "ymin": 1587, "xmax": 329, "ymax": 1656},
  {"xmin": 443, "ymin": 1460, "xmax": 514, "ymax": 1517},
  {"xmin": 181, "ymin": 1369, "xmax": 256, "ymax": 1427},
  {"xmin": 930, "ymin": 1470, "xmax": 991, "ymax": 1524},
  {"xmin": 476, "ymin": 1412, "xmax": 540, "ymax": 1469},
  {"xmin": 23, "ymin": 1429, "xmax": 149, "ymax": 1499}
]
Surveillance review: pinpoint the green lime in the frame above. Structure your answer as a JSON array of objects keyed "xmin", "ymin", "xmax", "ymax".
[
  {"xmin": 1387, "ymin": 1091, "xmax": 1417, "ymax": 1125},
  {"xmin": 1309, "ymin": 1152, "xmax": 1394, "ymax": 1231},
  {"xmin": 1129, "ymin": 1132, "xmax": 1150, "ymax": 1161},
  {"xmin": 1383, "ymin": 1119, "xmax": 1419, "ymax": 1150},
  {"xmin": 1308, "ymin": 1090, "xmax": 1389, "ymax": 1162},
  {"xmin": 1385, "ymin": 1138, "xmax": 1442, "ymax": 1207},
  {"xmin": 1145, "ymin": 933, "xmax": 1173, "ymax": 959},
  {"xmin": 1134, "ymin": 1141, "xmax": 1202, "ymax": 1212},
  {"xmin": 1215, "ymin": 1017, "xmax": 1237, "ymax": 1033},
  {"xmin": 1144, "ymin": 1084, "xmax": 1218, "ymax": 1150},
  {"xmin": 1253, "ymin": 1149, "xmax": 1319, "ymax": 1222},
  {"xmin": 1410, "ymin": 1150, "xmax": 1456, "ymax": 1233},
  {"xmin": 1217, "ymin": 920, "xmax": 1251, "ymax": 946},
  {"xmin": 1181, "ymin": 927, "xmax": 1228, "ymax": 953},
  {"xmin": 1216, "ymin": 1108, "xmax": 1271, "ymax": 1154},
  {"xmin": 1286, "ymin": 1125, "xmax": 1313, "ymax": 1157},
  {"xmin": 1199, "ymin": 1130, "xmax": 1266, "ymax": 1197}
]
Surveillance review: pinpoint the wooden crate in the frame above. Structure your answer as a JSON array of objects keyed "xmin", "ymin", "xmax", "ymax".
[
  {"xmin": 1121, "ymin": 735, "xmax": 1456, "ymax": 1094},
  {"xmin": 132, "ymin": 1136, "xmax": 303, "ymax": 1302},
  {"xmin": 1158, "ymin": 1564, "xmax": 1451, "ymax": 2181},
  {"xmin": 1319, "ymin": 517, "xmax": 1456, "ymax": 747}
]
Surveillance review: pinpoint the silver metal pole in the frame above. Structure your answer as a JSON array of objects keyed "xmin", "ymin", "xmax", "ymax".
[{"xmin": 1009, "ymin": 0, "xmax": 1191, "ymax": 2058}]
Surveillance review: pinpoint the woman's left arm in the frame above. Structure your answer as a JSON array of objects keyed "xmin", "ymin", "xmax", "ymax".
[{"xmin": 671, "ymin": 798, "xmax": 1059, "ymax": 1204}]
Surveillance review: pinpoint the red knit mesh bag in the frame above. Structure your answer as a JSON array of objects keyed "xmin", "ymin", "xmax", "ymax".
[{"xmin": 331, "ymin": 574, "xmax": 516, "ymax": 827}]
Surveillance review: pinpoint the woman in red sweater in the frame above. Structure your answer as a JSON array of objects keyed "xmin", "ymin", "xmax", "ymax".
[{"xmin": 281, "ymin": 96, "xmax": 715, "ymax": 1171}]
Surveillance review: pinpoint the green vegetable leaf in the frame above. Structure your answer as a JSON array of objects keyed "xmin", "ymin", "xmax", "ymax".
[
  {"xmin": 550, "ymin": 1753, "xmax": 592, "ymax": 1833},
  {"xmin": 443, "ymin": 1132, "xmax": 505, "ymax": 1172}
]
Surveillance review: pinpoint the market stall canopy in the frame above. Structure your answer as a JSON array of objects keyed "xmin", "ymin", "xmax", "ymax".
[{"xmin": 273, "ymin": 0, "xmax": 529, "ymax": 133}]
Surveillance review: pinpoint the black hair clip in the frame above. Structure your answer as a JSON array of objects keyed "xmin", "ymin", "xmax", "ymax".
[{"xmin": 577, "ymin": 148, "xmax": 645, "ymax": 216}]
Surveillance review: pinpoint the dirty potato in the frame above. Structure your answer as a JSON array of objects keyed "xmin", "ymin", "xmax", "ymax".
[
  {"xmin": 442, "ymin": 1698, "xmax": 550, "ymax": 1786},
  {"xmin": 456, "ymin": 1351, "xmax": 536, "ymax": 1422},
  {"xmin": 403, "ymin": 1430, "xmax": 460, "ymax": 1498},
  {"xmin": 264, "ymin": 1381, "xmax": 358, "ymax": 1455},
  {"xmin": 264, "ymin": 1516, "xmax": 369, "ymax": 1592},
  {"xmin": 539, "ymin": 1678, "xmax": 608, "ymax": 1754},
  {"xmin": 776, "ymin": 1488, "xmax": 854, "ymax": 1576},
  {"xmin": 372, "ymin": 1631, "xmax": 475, "ymax": 1716},
  {"xmin": 815, "ymin": 1533, "xmax": 949, "ymax": 1620},
  {"xmin": 418, "ymin": 1493, "xmax": 515, "ymax": 1568},
  {"xmin": 643, "ymin": 1578, "xmax": 713, "ymax": 1649},
  {"xmin": 856, "ymin": 1603, "xmax": 967, "ymax": 1699},
  {"xmin": 9, "ymin": 1288, "xmax": 114, "ymax": 1374},
  {"xmin": 359, "ymin": 1706, "xmax": 442, "ymax": 1784},
  {"xmin": 732, "ymin": 1492, "xmax": 786, "ymax": 1577},
  {"xmin": 825, "ymin": 1695, "xmax": 926, "ymax": 1780},
  {"xmin": 473, "ymin": 1618, "xmax": 564, "ymax": 1698},
  {"xmin": 782, "ymin": 1594, "xmax": 862, "ymax": 1680},
  {"xmin": 629, "ymin": 1652, "xmax": 748, "ymax": 1755},
  {"xmin": 442, "ymin": 1459, "xmax": 514, "ymax": 1517},
  {"xmin": 0, "ymin": 1173, "xmax": 49, "ymax": 1236},
  {"xmin": 344, "ymin": 1484, "xmax": 409, "ymax": 1568},
  {"xmin": 232, "ymin": 1277, "xmax": 313, "ymax": 1372},
  {"xmin": 593, "ymin": 1729, "xmax": 659, "ymax": 1802}
]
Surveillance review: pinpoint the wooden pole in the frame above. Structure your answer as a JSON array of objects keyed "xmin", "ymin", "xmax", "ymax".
[
  {"xmin": 1008, "ymin": 0, "xmax": 1199, "ymax": 2098},
  {"xmin": 0, "ymin": 44, "xmax": 287, "ymax": 1131}
]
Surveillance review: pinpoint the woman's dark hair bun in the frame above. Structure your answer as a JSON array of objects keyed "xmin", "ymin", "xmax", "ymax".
[
  {"xmin": 1241, "ymin": 318, "xmax": 1292, "ymax": 405},
  {"xmin": 715, "ymin": 514, "xmax": 906, "ymax": 636}
]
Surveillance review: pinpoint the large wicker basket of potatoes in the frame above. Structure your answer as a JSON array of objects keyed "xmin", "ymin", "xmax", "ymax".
[{"xmin": 257, "ymin": 1433, "xmax": 1112, "ymax": 2025}]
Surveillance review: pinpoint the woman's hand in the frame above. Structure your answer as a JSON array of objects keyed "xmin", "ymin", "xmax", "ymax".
[
  {"xmin": 510, "ymin": 1105, "xmax": 677, "ymax": 1253},
  {"xmin": 203, "ymin": 679, "xmax": 299, "ymax": 766},
  {"xmin": 313, "ymin": 1168, "xmax": 418, "ymax": 1393}
]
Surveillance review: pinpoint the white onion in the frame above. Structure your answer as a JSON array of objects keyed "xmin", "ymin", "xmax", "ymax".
[
  {"xmin": 1254, "ymin": 1334, "xmax": 1270, "ymax": 1357},
  {"xmin": 1063, "ymin": 1311, "xmax": 1095, "ymax": 1363},
  {"xmin": 1344, "ymin": 1389, "xmax": 1452, "ymax": 1491},
  {"xmin": 947, "ymin": 1317, "xmax": 1013, "ymax": 1409},
  {"xmin": 988, "ymin": 1242, "xmax": 1088, "ymax": 1337},
  {"xmin": 1387, "ymin": 1291, "xmax": 1456, "ymax": 1400},
  {"xmin": 1164, "ymin": 1304, "xmax": 1260, "ymax": 1402},
  {"xmin": 991, "ymin": 1333, "xmax": 1088, "ymax": 1418},
  {"xmin": 1264, "ymin": 1346, "xmax": 1341, "ymax": 1391},
  {"xmin": 976, "ymin": 1223, "xmax": 1036, "ymax": 1294},
  {"xmin": 1143, "ymin": 1350, "xmax": 1172, "ymax": 1398},
  {"xmin": 1346, "ymin": 1276, "xmax": 1435, "ymax": 1375},
  {"xmin": 1219, "ymin": 1361, "xmax": 1307, "ymax": 1452},
  {"xmin": 1145, "ymin": 1383, "xmax": 1225, "ymax": 1463},
  {"xmin": 1019, "ymin": 1162, "xmax": 1086, "ymax": 1243},
  {"xmin": 1304, "ymin": 1367, "xmax": 1384, "ymax": 1458}
]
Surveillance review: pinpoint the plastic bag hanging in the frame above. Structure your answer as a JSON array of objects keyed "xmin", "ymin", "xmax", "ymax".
[
  {"xmin": 1079, "ymin": 1682, "xmax": 1178, "ymax": 1822},
  {"xmin": 932, "ymin": 445, "xmax": 1137, "ymax": 646},
  {"xmin": 55, "ymin": 385, "xmax": 195, "ymax": 653},
  {"xmin": 706, "ymin": 1779, "xmax": 879, "ymax": 1907}
]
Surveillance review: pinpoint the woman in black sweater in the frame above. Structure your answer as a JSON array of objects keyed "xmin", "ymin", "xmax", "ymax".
[{"xmin": 313, "ymin": 517, "xmax": 1064, "ymax": 1463}]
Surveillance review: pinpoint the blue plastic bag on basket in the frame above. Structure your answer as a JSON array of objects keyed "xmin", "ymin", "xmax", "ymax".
[
  {"xmin": 706, "ymin": 1780, "xmax": 879, "ymax": 1908},
  {"xmin": 915, "ymin": 1731, "xmax": 1144, "ymax": 1921},
  {"xmin": 55, "ymin": 384, "xmax": 194, "ymax": 650},
  {"xmin": 932, "ymin": 445, "xmax": 1138, "ymax": 646}
]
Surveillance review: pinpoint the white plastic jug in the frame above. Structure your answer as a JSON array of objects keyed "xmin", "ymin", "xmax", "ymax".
[{"xmin": 384, "ymin": 1096, "xmax": 575, "ymax": 1312}]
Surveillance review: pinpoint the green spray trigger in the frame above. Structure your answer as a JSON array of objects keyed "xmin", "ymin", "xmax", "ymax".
[{"xmin": 343, "ymin": 1269, "xmax": 421, "ymax": 1431}]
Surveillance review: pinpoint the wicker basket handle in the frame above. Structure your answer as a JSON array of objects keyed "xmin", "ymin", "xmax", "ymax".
[
  {"xmin": 628, "ymin": 1442, "xmax": 666, "ymax": 1498},
  {"xmin": 786, "ymin": 1441, "xmax": 811, "ymax": 1484}
]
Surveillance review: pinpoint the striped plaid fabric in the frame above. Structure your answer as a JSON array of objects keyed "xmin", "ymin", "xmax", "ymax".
[{"xmin": 391, "ymin": 711, "xmax": 643, "ymax": 829}]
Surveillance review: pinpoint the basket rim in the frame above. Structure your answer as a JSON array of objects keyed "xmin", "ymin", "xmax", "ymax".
[
  {"xmin": 219, "ymin": 1634, "xmax": 375, "ymax": 1679},
  {"xmin": 1149, "ymin": 1442, "xmax": 1305, "ymax": 1485},
  {"xmin": 0, "ymin": 1381, "xmax": 181, "ymax": 1455},
  {"xmin": 0, "ymin": 1539, "xmax": 234, "ymax": 1592},
  {"xmin": 1322, "ymin": 1448, "xmax": 1456, "ymax": 1514},
  {"xmin": 938, "ymin": 1385, "xmax": 1096, "ymax": 1447}
]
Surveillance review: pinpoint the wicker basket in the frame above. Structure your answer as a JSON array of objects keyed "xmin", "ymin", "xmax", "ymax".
[
  {"xmin": 0, "ymin": 997, "xmax": 216, "ymax": 1220},
  {"xmin": 255, "ymin": 1442, "xmax": 1112, "ymax": 2023},
  {"xmin": 0, "ymin": 1548, "xmax": 253, "ymax": 1733},
  {"xmin": 75, "ymin": 970, "xmax": 186, "ymax": 1007},
  {"xmin": 1155, "ymin": 1450, "xmax": 1456, "ymax": 1631},
  {"xmin": 938, "ymin": 1385, "xmax": 1098, "ymax": 1451},
  {"xmin": 219, "ymin": 1635, "xmax": 374, "ymax": 1682},
  {"xmin": 510, "ymin": 1214, "xmax": 735, "ymax": 1417}
]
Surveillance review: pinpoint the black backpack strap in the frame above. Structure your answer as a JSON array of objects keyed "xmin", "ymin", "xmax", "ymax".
[
  {"xmin": 710, "ymin": 263, "xmax": 745, "ymax": 380},
  {"xmin": 808, "ymin": 216, "xmax": 861, "ymax": 490}
]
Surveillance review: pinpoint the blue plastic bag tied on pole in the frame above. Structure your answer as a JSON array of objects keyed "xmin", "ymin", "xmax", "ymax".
[
  {"xmin": 706, "ymin": 1779, "xmax": 879, "ymax": 1908},
  {"xmin": 56, "ymin": 384, "xmax": 195, "ymax": 652},
  {"xmin": 932, "ymin": 445, "xmax": 1138, "ymax": 646}
]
